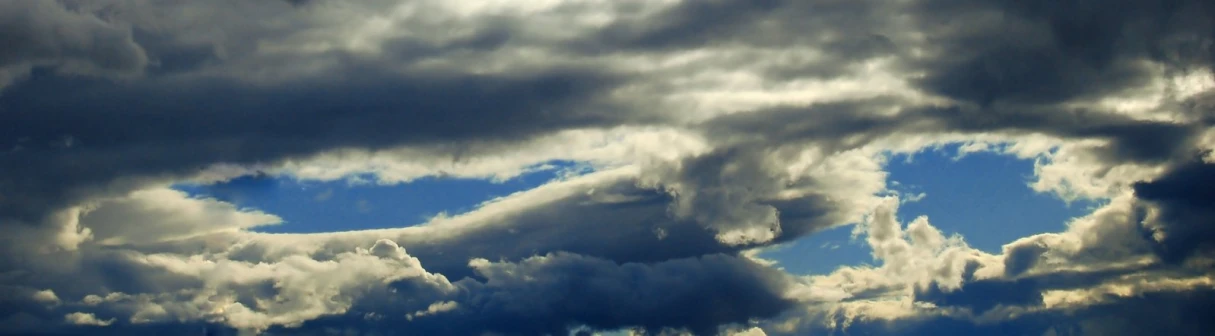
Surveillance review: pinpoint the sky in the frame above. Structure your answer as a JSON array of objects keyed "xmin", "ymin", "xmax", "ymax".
[
  {"xmin": 759, "ymin": 144, "xmax": 1099, "ymax": 275},
  {"xmin": 1, "ymin": 1, "xmax": 1215, "ymax": 336},
  {"xmin": 172, "ymin": 161, "xmax": 580, "ymax": 233}
]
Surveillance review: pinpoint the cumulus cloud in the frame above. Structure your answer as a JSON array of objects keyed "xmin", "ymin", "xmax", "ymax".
[
  {"xmin": 32, "ymin": 289, "xmax": 60, "ymax": 306},
  {"xmin": 63, "ymin": 312, "xmax": 113, "ymax": 326},
  {"xmin": 42, "ymin": 239, "xmax": 454, "ymax": 332},
  {"xmin": 770, "ymin": 193, "xmax": 1215, "ymax": 335},
  {"xmin": 1, "ymin": 0, "xmax": 1214, "ymax": 334}
]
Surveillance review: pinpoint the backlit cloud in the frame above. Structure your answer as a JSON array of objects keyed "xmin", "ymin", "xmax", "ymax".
[{"xmin": 1, "ymin": 0, "xmax": 1213, "ymax": 335}]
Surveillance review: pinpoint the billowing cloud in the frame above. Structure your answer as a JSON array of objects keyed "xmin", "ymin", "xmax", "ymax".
[{"xmin": 1, "ymin": 0, "xmax": 1214, "ymax": 335}]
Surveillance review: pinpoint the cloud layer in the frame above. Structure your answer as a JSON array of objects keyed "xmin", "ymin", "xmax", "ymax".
[{"xmin": 1, "ymin": 0, "xmax": 1213, "ymax": 335}]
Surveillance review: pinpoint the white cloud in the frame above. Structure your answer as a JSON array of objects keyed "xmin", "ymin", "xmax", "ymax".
[
  {"xmin": 70, "ymin": 239, "xmax": 454, "ymax": 331},
  {"xmin": 31, "ymin": 289, "xmax": 59, "ymax": 306},
  {"xmin": 79, "ymin": 188, "xmax": 282, "ymax": 246},
  {"xmin": 406, "ymin": 300, "xmax": 459, "ymax": 320},
  {"xmin": 63, "ymin": 312, "xmax": 113, "ymax": 326},
  {"xmin": 1029, "ymin": 142, "xmax": 1167, "ymax": 202},
  {"xmin": 253, "ymin": 126, "xmax": 709, "ymax": 186}
]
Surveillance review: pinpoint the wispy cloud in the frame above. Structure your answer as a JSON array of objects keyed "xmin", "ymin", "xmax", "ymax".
[
  {"xmin": 313, "ymin": 188, "xmax": 334, "ymax": 202},
  {"xmin": 355, "ymin": 199, "xmax": 373, "ymax": 213}
]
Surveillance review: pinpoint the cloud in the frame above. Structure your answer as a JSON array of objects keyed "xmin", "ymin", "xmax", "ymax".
[
  {"xmin": 54, "ymin": 239, "xmax": 454, "ymax": 332},
  {"xmin": 1133, "ymin": 156, "xmax": 1215, "ymax": 263},
  {"xmin": 80, "ymin": 188, "xmax": 282, "ymax": 246},
  {"xmin": 0, "ymin": 66, "xmax": 636, "ymax": 226},
  {"xmin": 353, "ymin": 199, "xmax": 372, "ymax": 213},
  {"xmin": 772, "ymin": 193, "xmax": 1215, "ymax": 336},
  {"xmin": 786, "ymin": 196, "xmax": 997, "ymax": 306},
  {"xmin": 7, "ymin": 237, "xmax": 791, "ymax": 335},
  {"xmin": 216, "ymin": 169, "xmax": 757, "ymax": 280},
  {"xmin": 405, "ymin": 300, "xmax": 457, "ymax": 320},
  {"xmin": 282, "ymin": 252, "xmax": 793, "ymax": 336},
  {"xmin": 32, "ymin": 290, "xmax": 60, "ymax": 306},
  {"xmin": 906, "ymin": 0, "xmax": 1215, "ymax": 108},
  {"xmin": 1, "ymin": 0, "xmax": 1214, "ymax": 335},
  {"xmin": 63, "ymin": 312, "xmax": 113, "ymax": 326},
  {"xmin": 311, "ymin": 189, "xmax": 333, "ymax": 202},
  {"xmin": 0, "ymin": 0, "xmax": 147, "ymax": 89}
]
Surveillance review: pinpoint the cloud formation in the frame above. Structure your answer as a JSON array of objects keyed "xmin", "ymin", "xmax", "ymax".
[{"xmin": 1, "ymin": 0, "xmax": 1213, "ymax": 335}]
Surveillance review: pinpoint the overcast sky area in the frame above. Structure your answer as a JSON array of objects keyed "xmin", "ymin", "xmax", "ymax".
[{"xmin": 1, "ymin": 0, "xmax": 1214, "ymax": 335}]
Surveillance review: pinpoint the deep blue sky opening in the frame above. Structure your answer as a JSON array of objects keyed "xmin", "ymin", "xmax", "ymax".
[
  {"xmin": 173, "ymin": 161, "xmax": 580, "ymax": 233},
  {"xmin": 761, "ymin": 144, "xmax": 1098, "ymax": 275}
]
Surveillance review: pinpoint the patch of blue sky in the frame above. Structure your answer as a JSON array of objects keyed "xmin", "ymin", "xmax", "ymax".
[
  {"xmin": 760, "ymin": 143, "xmax": 1098, "ymax": 275},
  {"xmin": 887, "ymin": 144, "xmax": 1099, "ymax": 252},
  {"xmin": 757, "ymin": 225, "xmax": 875, "ymax": 275},
  {"xmin": 173, "ymin": 160, "xmax": 586, "ymax": 233}
]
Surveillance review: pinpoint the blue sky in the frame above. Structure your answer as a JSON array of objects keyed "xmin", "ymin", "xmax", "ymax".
[
  {"xmin": 175, "ymin": 144, "xmax": 1094, "ymax": 275},
  {"xmin": 174, "ymin": 164, "xmax": 575, "ymax": 233},
  {"xmin": 760, "ymin": 144, "xmax": 1097, "ymax": 275}
]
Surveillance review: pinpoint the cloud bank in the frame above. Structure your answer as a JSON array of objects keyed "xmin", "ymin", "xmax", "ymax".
[{"xmin": 1, "ymin": 0, "xmax": 1213, "ymax": 335}]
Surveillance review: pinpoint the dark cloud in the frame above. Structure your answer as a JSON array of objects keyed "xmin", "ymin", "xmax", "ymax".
[
  {"xmin": 916, "ymin": 264, "xmax": 1166, "ymax": 315},
  {"xmin": 817, "ymin": 288, "xmax": 1215, "ymax": 336},
  {"xmin": 281, "ymin": 0, "xmax": 313, "ymax": 6},
  {"xmin": 0, "ymin": 286, "xmax": 63, "ymax": 334},
  {"xmin": 8, "ymin": 322, "xmax": 244, "ymax": 336},
  {"xmin": 589, "ymin": 0, "xmax": 787, "ymax": 51},
  {"xmin": 579, "ymin": 0, "xmax": 905, "ymax": 82},
  {"xmin": 909, "ymin": 0, "xmax": 1215, "ymax": 107},
  {"xmin": 9, "ymin": 251, "xmax": 794, "ymax": 336},
  {"xmin": 1133, "ymin": 156, "xmax": 1215, "ymax": 263},
  {"xmin": 391, "ymin": 180, "xmax": 742, "ymax": 279},
  {"xmin": 0, "ymin": 66, "xmax": 640, "ymax": 224},
  {"xmin": 2, "ymin": 0, "xmax": 1214, "ymax": 334},
  {"xmin": 698, "ymin": 98, "xmax": 908, "ymax": 150},
  {"xmin": 916, "ymin": 47, "xmax": 1151, "ymax": 107},
  {"xmin": 701, "ymin": 98, "xmax": 1205, "ymax": 167},
  {"xmin": 0, "ymin": 1, "xmax": 147, "ymax": 85},
  {"xmin": 924, "ymin": 106, "xmax": 1207, "ymax": 164},
  {"xmin": 290, "ymin": 253, "xmax": 795, "ymax": 336},
  {"xmin": 916, "ymin": 278, "xmax": 1043, "ymax": 314},
  {"xmin": 584, "ymin": 0, "xmax": 1214, "ymax": 108}
]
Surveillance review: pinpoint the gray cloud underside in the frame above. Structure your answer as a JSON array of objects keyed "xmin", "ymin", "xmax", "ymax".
[
  {"xmin": 2, "ymin": 0, "xmax": 1214, "ymax": 335},
  {"xmin": 814, "ymin": 289, "xmax": 1215, "ymax": 336}
]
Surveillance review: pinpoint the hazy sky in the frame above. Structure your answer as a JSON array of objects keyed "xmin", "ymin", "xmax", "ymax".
[{"xmin": 1, "ymin": 1, "xmax": 1214, "ymax": 335}]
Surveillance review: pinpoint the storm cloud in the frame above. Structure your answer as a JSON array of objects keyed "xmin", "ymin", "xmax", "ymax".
[{"xmin": 2, "ymin": 0, "xmax": 1214, "ymax": 335}]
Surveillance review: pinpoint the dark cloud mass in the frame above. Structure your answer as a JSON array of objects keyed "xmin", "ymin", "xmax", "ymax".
[
  {"xmin": 0, "ymin": 1, "xmax": 147, "ymax": 86},
  {"xmin": 289, "ymin": 253, "xmax": 794, "ymax": 336},
  {"xmin": 910, "ymin": 0, "xmax": 1215, "ymax": 107},
  {"xmin": 2, "ymin": 0, "xmax": 1214, "ymax": 335},
  {"xmin": 0, "ymin": 67, "xmax": 634, "ymax": 224},
  {"xmin": 1134, "ymin": 156, "xmax": 1215, "ymax": 263},
  {"xmin": 817, "ymin": 287, "xmax": 1215, "ymax": 336}
]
